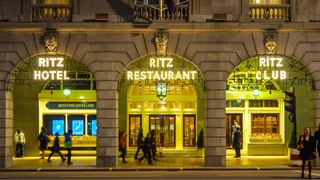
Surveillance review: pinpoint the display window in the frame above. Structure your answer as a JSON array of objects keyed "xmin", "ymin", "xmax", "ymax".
[
  {"xmin": 68, "ymin": 115, "xmax": 85, "ymax": 136},
  {"xmin": 129, "ymin": 115, "xmax": 142, "ymax": 146},
  {"xmin": 183, "ymin": 115, "xmax": 196, "ymax": 147},
  {"xmin": 149, "ymin": 115, "xmax": 176, "ymax": 147},
  {"xmin": 87, "ymin": 115, "xmax": 97, "ymax": 136},
  {"xmin": 251, "ymin": 113, "xmax": 280, "ymax": 139},
  {"xmin": 43, "ymin": 114, "xmax": 66, "ymax": 136}
]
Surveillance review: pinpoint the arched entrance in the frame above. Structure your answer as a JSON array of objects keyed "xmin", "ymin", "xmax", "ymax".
[
  {"xmin": 118, "ymin": 54, "xmax": 205, "ymax": 158},
  {"xmin": 226, "ymin": 55, "xmax": 314, "ymax": 157},
  {"xmin": 7, "ymin": 54, "xmax": 96, "ymax": 165}
]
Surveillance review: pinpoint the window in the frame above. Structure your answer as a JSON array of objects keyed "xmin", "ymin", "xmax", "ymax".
[
  {"xmin": 251, "ymin": 114, "xmax": 280, "ymax": 138},
  {"xmin": 226, "ymin": 100, "xmax": 245, "ymax": 108},
  {"xmin": 249, "ymin": 100, "xmax": 278, "ymax": 107},
  {"xmin": 129, "ymin": 115, "xmax": 142, "ymax": 146},
  {"xmin": 183, "ymin": 115, "xmax": 196, "ymax": 147},
  {"xmin": 87, "ymin": 115, "xmax": 97, "ymax": 136},
  {"xmin": 68, "ymin": 115, "xmax": 85, "ymax": 136},
  {"xmin": 249, "ymin": 0, "xmax": 283, "ymax": 5},
  {"xmin": 32, "ymin": 0, "xmax": 72, "ymax": 22},
  {"xmin": 43, "ymin": 115, "xmax": 66, "ymax": 135}
]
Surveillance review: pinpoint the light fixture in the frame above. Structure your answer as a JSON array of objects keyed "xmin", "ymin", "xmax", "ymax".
[
  {"xmin": 156, "ymin": 80, "xmax": 167, "ymax": 101},
  {"xmin": 252, "ymin": 89, "xmax": 260, "ymax": 98},
  {"xmin": 63, "ymin": 89, "xmax": 71, "ymax": 96}
]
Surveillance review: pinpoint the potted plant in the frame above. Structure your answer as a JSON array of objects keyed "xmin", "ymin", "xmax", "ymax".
[
  {"xmin": 288, "ymin": 130, "xmax": 301, "ymax": 166},
  {"xmin": 196, "ymin": 128, "xmax": 204, "ymax": 157}
]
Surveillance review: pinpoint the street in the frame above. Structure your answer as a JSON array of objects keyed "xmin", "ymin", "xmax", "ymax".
[{"xmin": 0, "ymin": 170, "xmax": 319, "ymax": 180}]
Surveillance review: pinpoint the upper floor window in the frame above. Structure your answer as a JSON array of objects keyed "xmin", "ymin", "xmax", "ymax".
[
  {"xmin": 134, "ymin": 0, "xmax": 190, "ymax": 22},
  {"xmin": 32, "ymin": 0, "xmax": 72, "ymax": 22},
  {"xmin": 249, "ymin": 0, "xmax": 290, "ymax": 22},
  {"xmin": 250, "ymin": 0, "xmax": 283, "ymax": 5}
]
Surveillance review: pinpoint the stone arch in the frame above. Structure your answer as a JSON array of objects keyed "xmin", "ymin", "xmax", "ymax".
[{"xmin": 225, "ymin": 54, "xmax": 315, "ymax": 157}]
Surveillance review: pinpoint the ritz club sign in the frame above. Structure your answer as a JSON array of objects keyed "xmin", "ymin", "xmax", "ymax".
[
  {"xmin": 255, "ymin": 57, "xmax": 286, "ymax": 80},
  {"xmin": 127, "ymin": 57, "xmax": 197, "ymax": 80},
  {"xmin": 34, "ymin": 57, "xmax": 70, "ymax": 80}
]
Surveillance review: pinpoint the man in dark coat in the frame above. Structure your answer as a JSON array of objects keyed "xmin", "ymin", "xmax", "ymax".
[{"xmin": 233, "ymin": 127, "xmax": 242, "ymax": 158}]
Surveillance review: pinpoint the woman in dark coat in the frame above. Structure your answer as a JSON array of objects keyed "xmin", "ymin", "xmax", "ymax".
[
  {"xmin": 38, "ymin": 127, "xmax": 49, "ymax": 159},
  {"xmin": 134, "ymin": 129, "xmax": 144, "ymax": 160},
  {"xmin": 232, "ymin": 127, "xmax": 242, "ymax": 158},
  {"xmin": 298, "ymin": 127, "xmax": 316, "ymax": 179}
]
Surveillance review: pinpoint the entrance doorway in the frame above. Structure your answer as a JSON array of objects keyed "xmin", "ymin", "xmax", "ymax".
[
  {"xmin": 226, "ymin": 114, "xmax": 243, "ymax": 149},
  {"xmin": 129, "ymin": 114, "xmax": 142, "ymax": 146},
  {"xmin": 149, "ymin": 115, "xmax": 176, "ymax": 148}
]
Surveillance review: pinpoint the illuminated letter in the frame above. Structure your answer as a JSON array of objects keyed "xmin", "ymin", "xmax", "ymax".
[
  {"xmin": 167, "ymin": 57, "xmax": 173, "ymax": 67},
  {"xmin": 263, "ymin": 71, "xmax": 270, "ymax": 80},
  {"xmin": 127, "ymin": 71, "xmax": 133, "ymax": 80},
  {"xmin": 56, "ymin": 71, "xmax": 63, "ymax": 80},
  {"xmin": 150, "ymin": 58, "xmax": 156, "ymax": 68},
  {"xmin": 147, "ymin": 71, "xmax": 153, "ymax": 79},
  {"xmin": 160, "ymin": 58, "xmax": 166, "ymax": 68},
  {"xmin": 190, "ymin": 71, "xmax": 197, "ymax": 80},
  {"xmin": 42, "ymin": 71, "xmax": 49, "ymax": 80},
  {"xmin": 34, "ymin": 71, "xmax": 41, "ymax": 80},
  {"xmin": 140, "ymin": 71, "xmax": 146, "ymax": 80},
  {"xmin": 64, "ymin": 71, "xmax": 70, "ymax": 80},
  {"xmin": 256, "ymin": 71, "xmax": 262, "ymax": 80},
  {"xmin": 168, "ymin": 71, "xmax": 174, "ymax": 80},
  {"xmin": 259, "ymin": 58, "xmax": 266, "ymax": 67},
  {"xmin": 272, "ymin": 71, "xmax": 279, "ymax": 80},
  {"xmin": 160, "ymin": 71, "xmax": 168, "ymax": 80},
  {"xmin": 182, "ymin": 71, "xmax": 190, "ymax": 80},
  {"xmin": 175, "ymin": 71, "xmax": 182, "ymax": 79},
  {"xmin": 270, "ymin": 58, "xmax": 275, "ymax": 67},
  {"xmin": 39, "ymin": 58, "xmax": 46, "ymax": 67},
  {"xmin": 50, "ymin": 58, "xmax": 57, "ymax": 67},
  {"xmin": 276, "ymin": 58, "xmax": 283, "ymax": 67},
  {"xmin": 57, "ymin": 58, "xmax": 64, "ymax": 67},
  {"xmin": 280, "ymin": 70, "xmax": 286, "ymax": 80},
  {"xmin": 49, "ymin": 71, "xmax": 56, "ymax": 80},
  {"xmin": 134, "ymin": 71, "xmax": 140, "ymax": 80},
  {"xmin": 153, "ymin": 71, "xmax": 160, "ymax": 80}
]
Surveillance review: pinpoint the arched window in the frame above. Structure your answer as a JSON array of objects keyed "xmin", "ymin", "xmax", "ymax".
[{"xmin": 32, "ymin": 0, "xmax": 72, "ymax": 22}]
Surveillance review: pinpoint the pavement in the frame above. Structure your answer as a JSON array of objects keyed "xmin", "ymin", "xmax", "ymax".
[{"xmin": 1, "ymin": 156, "xmax": 297, "ymax": 171}]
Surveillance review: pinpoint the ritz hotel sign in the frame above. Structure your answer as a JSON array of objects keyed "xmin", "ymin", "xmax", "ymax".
[
  {"xmin": 34, "ymin": 57, "xmax": 70, "ymax": 80},
  {"xmin": 255, "ymin": 57, "xmax": 286, "ymax": 80}
]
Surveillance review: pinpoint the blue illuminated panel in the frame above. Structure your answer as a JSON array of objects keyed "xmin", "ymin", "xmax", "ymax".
[
  {"xmin": 91, "ymin": 120, "xmax": 97, "ymax": 136},
  {"xmin": 52, "ymin": 120, "xmax": 65, "ymax": 135},
  {"xmin": 72, "ymin": 120, "xmax": 84, "ymax": 135}
]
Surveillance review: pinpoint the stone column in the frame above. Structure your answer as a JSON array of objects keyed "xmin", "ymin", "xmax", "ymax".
[
  {"xmin": 0, "ymin": 90, "xmax": 13, "ymax": 168},
  {"xmin": 94, "ymin": 63, "xmax": 120, "ymax": 167},
  {"xmin": 204, "ymin": 72, "xmax": 227, "ymax": 167}
]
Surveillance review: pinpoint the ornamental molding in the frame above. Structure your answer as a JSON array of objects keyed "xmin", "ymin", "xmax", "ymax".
[
  {"xmin": 42, "ymin": 30, "xmax": 58, "ymax": 54},
  {"xmin": 154, "ymin": 32, "xmax": 168, "ymax": 55},
  {"xmin": 264, "ymin": 32, "xmax": 278, "ymax": 55}
]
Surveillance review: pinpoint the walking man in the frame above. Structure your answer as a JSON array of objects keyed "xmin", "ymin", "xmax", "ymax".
[
  {"xmin": 47, "ymin": 132, "xmax": 66, "ymax": 162},
  {"xmin": 64, "ymin": 130, "xmax": 73, "ymax": 164}
]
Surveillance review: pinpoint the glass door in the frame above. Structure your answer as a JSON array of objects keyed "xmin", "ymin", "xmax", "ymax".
[
  {"xmin": 129, "ymin": 114, "xmax": 142, "ymax": 147},
  {"xmin": 183, "ymin": 114, "xmax": 196, "ymax": 147},
  {"xmin": 149, "ymin": 115, "xmax": 175, "ymax": 147},
  {"xmin": 226, "ymin": 114, "xmax": 243, "ymax": 149}
]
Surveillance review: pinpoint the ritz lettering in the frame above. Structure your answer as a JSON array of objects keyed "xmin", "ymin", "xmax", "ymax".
[{"xmin": 256, "ymin": 57, "xmax": 287, "ymax": 80}]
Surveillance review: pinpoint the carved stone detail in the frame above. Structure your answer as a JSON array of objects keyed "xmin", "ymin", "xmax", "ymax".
[
  {"xmin": 154, "ymin": 32, "xmax": 168, "ymax": 55},
  {"xmin": 43, "ymin": 31, "xmax": 58, "ymax": 54},
  {"xmin": 264, "ymin": 33, "xmax": 277, "ymax": 55}
]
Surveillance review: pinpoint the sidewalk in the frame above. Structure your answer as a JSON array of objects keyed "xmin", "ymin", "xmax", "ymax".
[{"xmin": 2, "ymin": 156, "xmax": 293, "ymax": 171}]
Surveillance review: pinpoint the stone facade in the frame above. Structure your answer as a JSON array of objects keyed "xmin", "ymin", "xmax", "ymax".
[{"xmin": 0, "ymin": 0, "xmax": 320, "ymax": 168}]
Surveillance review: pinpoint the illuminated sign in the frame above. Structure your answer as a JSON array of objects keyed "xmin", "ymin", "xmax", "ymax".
[
  {"xmin": 34, "ymin": 57, "xmax": 70, "ymax": 80},
  {"xmin": 46, "ymin": 102, "xmax": 96, "ymax": 109},
  {"xmin": 256, "ymin": 57, "xmax": 286, "ymax": 80},
  {"xmin": 127, "ymin": 57, "xmax": 197, "ymax": 80}
]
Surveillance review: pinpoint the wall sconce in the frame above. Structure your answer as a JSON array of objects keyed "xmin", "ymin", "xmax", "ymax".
[
  {"xmin": 156, "ymin": 80, "xmax": 167, "ymax": 101},
  {"xmin": 63, "ymin": 89, "xmax": 71, "ymax": 97}
]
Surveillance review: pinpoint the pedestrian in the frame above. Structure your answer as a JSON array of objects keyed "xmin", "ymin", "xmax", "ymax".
[
  {"xmin": 298, "ymin": 127, "xmax": 316, "ymax": 179},
  {"xmin": 313, "ymin": 123, "xmax": 320, "ymax": 157},
  {"xmin": 14, "ymin": 129, "xmax": 26, "ymax": 158},
  {"xmin": 38, "ymin": 126, "xmax": 50, "ymax": 159},
  {"xmin": 232, "ymin": 120, "xmax": 240, "ymax": 144},
  {"xmin": 119, "ymin": 130, "xmax": 128, "ymax": 163},
  {"xmin": 150, "ymin": 130, "xmax": 157, "ymax": 160},
  {"xmin": 139, "ymin": 132, "xmax": 152, "ymax": 165},
  {"xmin": 47, "ymin": 132, "xmax": 66, "ymax": 162},
  {"xmin": 134, "ymin": 129, "xmax": 144, "ymax": 160},
  {"xmin": 232, "ymin": 127, "xmax": 242, "ymax": 158},
  {"xmin": 64, "ymin": 130, "xmax": 73, "ymax": 165}
]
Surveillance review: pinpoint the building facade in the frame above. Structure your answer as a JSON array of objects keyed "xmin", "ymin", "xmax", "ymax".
[{"xmin": 0, "ymin": 0, "xmax": 320, "ymax": 168}]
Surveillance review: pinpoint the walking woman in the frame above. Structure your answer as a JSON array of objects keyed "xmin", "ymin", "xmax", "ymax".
[
  {"xmin": 38, "ymin": 127, "xmax": 50, "ymax": 159},
  {"xmin": 298, "ymin": 127, "xmax": 316, "ymax": 179},
  {"xmin": 119, "ymin": 131, "xmax": 128, "ymax": 163},
  {"xmin": 134, "ymin": 129, "xmax": 144, "ymax": 160}
]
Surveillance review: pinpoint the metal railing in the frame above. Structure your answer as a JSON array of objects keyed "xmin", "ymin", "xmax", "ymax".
[
  {"xmin": 134, "ymin": 0, "xmax": 190, "ymax": 22},
  {"xmin": 32, "ymin": 4, "xmax": 72, "ymax": 22},
  {"xmin": 249, "ymin": 4, "xmax": 290, "ymax": 22}
]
